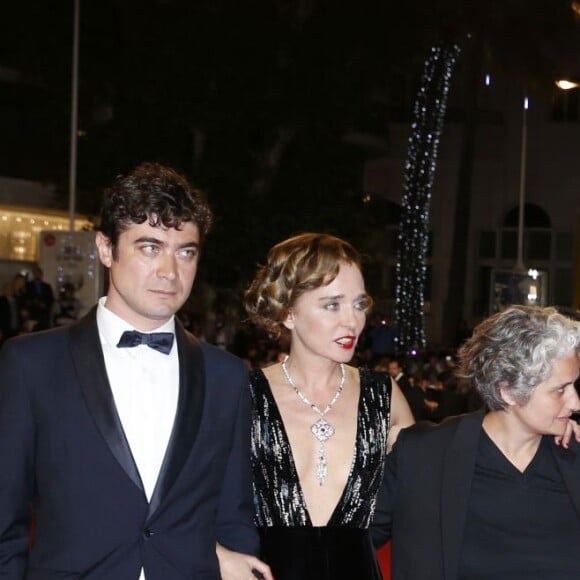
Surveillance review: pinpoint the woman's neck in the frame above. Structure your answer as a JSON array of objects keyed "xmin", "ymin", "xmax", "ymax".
[
  {"xmin": 282, "ymin": 353, "xmax": 343, "ymax": 393},
  {"xmin": 482, "ymin": 411, "xmax": 542, "ymax": 472}
]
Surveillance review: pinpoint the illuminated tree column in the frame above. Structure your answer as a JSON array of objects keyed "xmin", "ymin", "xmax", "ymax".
[{"xmin": 395, "ymin": 44, "xmax": 460, "ymax": 352}]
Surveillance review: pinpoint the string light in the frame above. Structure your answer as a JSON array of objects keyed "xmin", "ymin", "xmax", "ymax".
[
  {"xmin": 0, "ymin": 209, "xmax": 92, "ymax": 261},
  {"xmin": 395, "ymin": 43, "xmax": 460, "ymax": 352}
]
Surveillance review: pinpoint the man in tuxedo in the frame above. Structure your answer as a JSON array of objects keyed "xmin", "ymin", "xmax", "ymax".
[
  {"xmin": 0, "ymin": 162, "xmax": 271, "ymax": 579},
  {"xmin": 387, "ymin": 359, "xmax": 410, "ymax": 394},
  {"xmin": 388, "ymin": 358, "xmax": 431, "ymax": 421}
]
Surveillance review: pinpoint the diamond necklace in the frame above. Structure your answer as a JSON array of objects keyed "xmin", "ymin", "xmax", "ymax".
[{"xmin": 281, "ymin": 355, "xmax": 346, "ymax": 485}]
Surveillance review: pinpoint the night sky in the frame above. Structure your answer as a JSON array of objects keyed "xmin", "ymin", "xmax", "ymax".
[{"xmin": 2, "ymin": 0, "xmax": 578, "ymax": 288}]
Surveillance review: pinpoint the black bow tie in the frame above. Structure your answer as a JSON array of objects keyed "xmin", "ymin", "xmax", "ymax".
[{"xmin": 116, "ymin": 330, "xmax": 175, "ymax": 355}]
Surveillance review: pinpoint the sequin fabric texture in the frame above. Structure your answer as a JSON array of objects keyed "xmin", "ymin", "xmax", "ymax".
[{"xmin": 250, "ymin": 368, "xmax": 391, "ymax": 527}]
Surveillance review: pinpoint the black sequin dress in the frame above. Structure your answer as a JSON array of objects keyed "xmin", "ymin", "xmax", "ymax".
[{"xmin": 250, "ymin": 367, "xmax": 391, "ymax": 580}]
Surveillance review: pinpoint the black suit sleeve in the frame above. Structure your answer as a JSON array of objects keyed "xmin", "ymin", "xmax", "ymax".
[
  {"xmin": 371, "ymin": 429, "xmax": 407, "ymax": 549},
  {"xmin": 0, "ymin": 340, "xmax": 35, "ymax": 578},
  {"xmin": 215, "ymin": 361, "xmax": 260, "ymax": 555}
]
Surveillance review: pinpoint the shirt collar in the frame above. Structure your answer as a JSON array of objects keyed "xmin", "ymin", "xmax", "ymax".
[{"xmin": 96, "ymin": 296, "xmax": 176, "ymax": 348}]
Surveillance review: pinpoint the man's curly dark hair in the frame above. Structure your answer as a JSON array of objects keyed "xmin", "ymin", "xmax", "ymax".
[{"xmin": 98, "ymin": 162, "xmax": 213, "ymax": 257}]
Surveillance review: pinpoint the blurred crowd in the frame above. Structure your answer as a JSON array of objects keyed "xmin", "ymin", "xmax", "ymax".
[
  {"xmin": 191, "ymin": 309, "xmax": 483, "ymax": 423},
  {"xmin": 0, "ymin": 265, "xmax": 85, "ymax": 346},
  {"xmin": 0, "ymin": 267, "xmax": 55, "ymax": 344},
  {"xmin": 1, "ymin": 274, "xmax": 482, "ymax": 422}
]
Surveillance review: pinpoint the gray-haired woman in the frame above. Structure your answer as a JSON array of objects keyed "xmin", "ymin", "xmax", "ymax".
[{"xmin": 373, "ymin": 305, "xmax": 580, "ymax": 580}]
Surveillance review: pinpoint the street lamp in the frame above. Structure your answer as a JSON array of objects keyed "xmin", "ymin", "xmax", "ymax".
[
  {"xmin": 555, "ymin": 79, "xmax": 580, "ymax": 90},
  {"xmin": 515, "ymin": 94, "xmax": 528, "ymax": 273},
  {"xmin": 513, "ymin": 94, "xmax": 546, "ymax": 306},
  {"xmin": 68, "ymin": 0, "xmax": 80, "ymax": 232},
  {"xmin": 490, "ymin": 92, "xmax": 549, "ymax": 311}
]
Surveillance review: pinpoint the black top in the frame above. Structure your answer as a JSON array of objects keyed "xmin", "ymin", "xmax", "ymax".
[
  {"xmin": 459, "ymin": 431, "xmax": 580, "ymax": 579},
  {"xmin": 250, "ymin": 368, "xmax": 391, "ymax": 580},
  {"xmin": 250, "ymin": 367, "xmax": 391, "ymax": 528}
]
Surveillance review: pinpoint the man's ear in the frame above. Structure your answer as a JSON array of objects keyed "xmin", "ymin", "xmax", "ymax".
[
  {"xmin": 282, "ymin": 309, "xmax": 295, "ymax": 331},
  {"xmin": 95, "ymin": 232, "xmax": 113, "ymax": 268}
]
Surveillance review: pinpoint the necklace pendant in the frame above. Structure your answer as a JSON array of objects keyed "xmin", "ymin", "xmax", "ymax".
[
  {"xmin": 281, "ymin": 356, "xmax": 345, "ymax": 487},
  {"xmin": 311, "ymin": 418, "xmax": 335, "ymax": 442},
  {"xmin": 316, "ymin": 442, "xmax": 328, "ymax": 485}
]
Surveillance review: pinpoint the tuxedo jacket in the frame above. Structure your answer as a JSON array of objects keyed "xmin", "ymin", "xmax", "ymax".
[
  {"xmin": 371, "ymin": 410, "xmax": 580, "ymax": 580},
  {"xmin": 0, "ymin": 308, "xmax": 258, "ymax": 579},
  {"xmin": 394, "ymin": 373, "xmax": 411, "ymax": 393}
]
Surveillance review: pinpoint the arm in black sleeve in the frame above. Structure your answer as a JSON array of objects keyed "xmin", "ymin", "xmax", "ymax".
[{"xmin": 371, "ymin": 430, "xmax": 406, "ymax": 549}]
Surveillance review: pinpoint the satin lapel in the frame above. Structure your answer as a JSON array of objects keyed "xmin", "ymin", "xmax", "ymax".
[
  {"xmin": 147, "ymin": 320, "xmax": 205, "ymax": 520},
  {"xmin": 441, "ymin": 409, "xmax": 485, "ymax": 580},
  {"xmin": 552, "ymin": 438, "xmax": 580, "ymax": 517},
  {"xmin": 69, "ymin": 308, "xmax": 144, "ymax": 493}
]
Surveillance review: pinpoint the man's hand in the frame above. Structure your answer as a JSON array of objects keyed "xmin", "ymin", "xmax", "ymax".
[{"xmin": 216, "ymin": 543, "xmax": 273, "ymax": 580}]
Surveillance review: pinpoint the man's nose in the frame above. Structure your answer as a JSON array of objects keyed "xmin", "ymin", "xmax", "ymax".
[{"xmin": 158, "ymin": 253, "xmax": 177, "ymax": 280}]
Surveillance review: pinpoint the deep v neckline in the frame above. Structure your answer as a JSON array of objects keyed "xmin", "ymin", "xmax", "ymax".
[
  {"xmin": 256, "ymin": 368, "xmax": 362, "ymax": 526},
  {"xmin": 480, "ymin": 428, "xmax": 544, "ymax": 476}
]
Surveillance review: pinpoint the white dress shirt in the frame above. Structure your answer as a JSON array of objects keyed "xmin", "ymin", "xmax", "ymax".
[{"xmin": 97, "ymin": 298, "xmax": 179, "ymax": 580}]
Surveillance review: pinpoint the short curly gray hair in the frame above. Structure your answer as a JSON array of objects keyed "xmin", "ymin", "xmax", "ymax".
[{"xmin": 457, "ymin": 305, "xmax": 580, "ymax": 411}]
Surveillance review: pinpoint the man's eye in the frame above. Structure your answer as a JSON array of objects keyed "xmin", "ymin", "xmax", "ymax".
[
  {"xmin": 141, "ymin": 244, "xmax": 158, "ymax": 254},
  {"xmin": 178, "ymin": 248, "xmax": 198, "ymax": 260}
]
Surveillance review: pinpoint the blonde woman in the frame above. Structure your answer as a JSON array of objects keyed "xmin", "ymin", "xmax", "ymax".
[{"xmin": 218, "ymin": 233, "xmax": 413, "ymax": 580}]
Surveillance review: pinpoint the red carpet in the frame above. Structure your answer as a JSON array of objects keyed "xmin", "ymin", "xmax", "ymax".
[{"xmin": 377, "ymin": 541, "xmax": 391, "ymax": 579}]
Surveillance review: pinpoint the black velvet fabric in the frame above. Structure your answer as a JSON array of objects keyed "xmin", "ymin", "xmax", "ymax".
[{"xmin": 259, "ymin": 526, "xmax": 382, "ymax": 580}]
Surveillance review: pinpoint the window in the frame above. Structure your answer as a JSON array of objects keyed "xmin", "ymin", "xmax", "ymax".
[
  {"xmin": 503, "ymin": 204, "xmax": 551, "ymax": 228},
  {"xmin": 479, "ymin": 230, "xmax": 496, "ymax": 259},
  {"xmin": 554, "ymin": 268, "xmax": 573, "ymax": 306},
  {"xmin": 500, "ymin": 230, "xmax": 517, "ymax": 260},
  {"xmin": 527, "ymin": 231, "xmax": 551, "ymax": 261},
  {"xmin": 556, "ymin": 232, "xmax": 573, "ymax": 261}
]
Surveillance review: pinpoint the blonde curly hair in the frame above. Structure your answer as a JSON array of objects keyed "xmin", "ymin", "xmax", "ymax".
[{"xmin": 244, "ymin": 233, "xmax": 372, "ymax": 338}]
